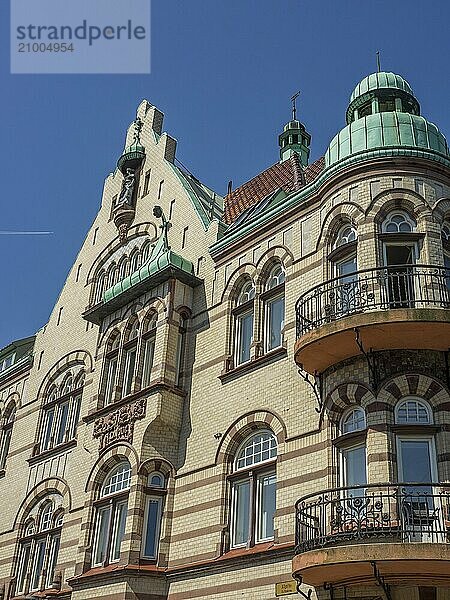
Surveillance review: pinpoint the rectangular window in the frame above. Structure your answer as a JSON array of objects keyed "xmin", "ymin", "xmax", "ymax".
[
  {"xmin": 143, "ymin": 497, "xmax": 162, "ymax": 558},
  {"xmin": 110, "ymin": 500, "xmax": 128, "ymax": 561},
  {"xmin": 143, "ymin": 169, "xmax": 151, "ymax": 196},
  {"xmin": 93, "ymin": 505, "xmax": 111, "ymax": 566},
  {"xmin": 45, "ymin": 534, "xmax": 60, "ymax": 588},
  {"xmin": 42, "ymin": 408, "xmax": 55, "ymax": 451},
  {"xmin": 31, "ymin": 539, "xmax": 46, "ymax": 591},
  {"xmin": 142, "ymin": 337, "xmax": 155, "ymax": 389},
  {"xmin": 235, "ymin": 311, "xmax": 253, "ymax": 365},
  {"xmin": 257, "ymin": 472, "xmax": 276, "ymax": 541},
  {"xmin": 55, "ymin": 401, "xmax": 70, "ymax": 446},
  {"xmin": 265, "ymin": 295, "xmax": 284, "ymax": 351},
  {"xmin": 397, "ymin": 438, "xmax": 434, "ymax": 496},
  {"xmin": 341, "ymin": 444, "xmax": 367, "ymax": 491},
  {"xmin": 17, "ymin": 542, "xmax": 31, "ymax": 593},
  {"xmin": 105, "ymin": 357, "xmax": 118, "ymax": 405},
  {"xmin": 123, "ymin": 347, "xmax": 137, "ymax": 397},
  {"xmin": 231, "ymin": 478, "xmax": 251, "ymax": 546}
]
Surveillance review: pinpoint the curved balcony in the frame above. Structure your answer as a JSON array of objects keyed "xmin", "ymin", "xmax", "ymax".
[
  {"xmin": 293, "ymin": 482, "xmax": 450, "ymax": 587},
  {"xmin": 294, "ymin": 264, "xmax": 450, "ymax": 373}
]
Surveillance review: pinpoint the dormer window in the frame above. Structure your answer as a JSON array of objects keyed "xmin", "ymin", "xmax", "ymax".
[{"xmin": 0, "ymin": 353, "xmax": 15, "ymax": 373}]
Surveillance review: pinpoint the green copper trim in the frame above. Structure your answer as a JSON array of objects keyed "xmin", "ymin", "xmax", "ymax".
[{"xmin": 350, "ymin": 72, "xmax": 413, "ymax": 104}]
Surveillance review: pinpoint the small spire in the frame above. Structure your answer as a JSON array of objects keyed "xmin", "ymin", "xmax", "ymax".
[
  {"xmin": 376, "ymin": 50, "xmax": 381, "ymax": 73},
  {"xmin": 291, "ymin": 90, "xmax": 300, "ymax": 120}
]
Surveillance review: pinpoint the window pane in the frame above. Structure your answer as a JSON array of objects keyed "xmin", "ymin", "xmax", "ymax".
[
  {"xmin": 236, "ymin": 312, "xmax": 253, "ymax": 365},
  {"xmin": 69, "ymin": 395, "xmax": 82, "ymax": 439},
  {"xmin": 0, "ymin": 428, "xmax": 12, "ymax": 469},
  {"xmin": 55, "ymin": 402, "xmax": 69, "ymax": 446},
  {"xmin": 111, "ymin": 501, "xmax": 128, "ymax": 561},
  {"xmin": 257, "ymin": 472, "xmax": 276, "ymax": 541},
  {"xmin": 144, "ymin": 498, "xmax": 161, "ymax": 558},
  {"xmin": 236, "ymin": 431, "xmax": 277, "ymax": 470},
  {"xmin": 267, "ymin": 296, "xmax": 284, "ymax": 351},
  {"xmin": 232, "ymin": 479, "xmax": 250, "ymax": 546},
  {"xmin": 399, "ymin": 440, "xmax": 432, "ymax": 486},
  {"xmin": 31, "ymin": 539, "xmax": 46, "ymax": 590},
  {"xmin": 343, "ymin": 445, "xmax": 367, "ymax": 489},
  {"xmin": 42, "ymin": 408, "xmax": 55, "ymax": 451},
  {"xmin": 105, "ymin": 357, "xmax": 117, "ymax": 405},
  {"xmin": 102, "ymin": 463, "xmax": 131, "ymax": 496},
  {"xmin": 45, "ymin": 534, "xmax": 60, "ymax": 588},
  {"xmin": 142, "ymin": 337, "xmax": 155, "ymax": 388},
  {"xmin": 123, "ymin": 347, "xmax": 137, "ymax": 397},
  {"xmin": 17, "ymin": 543, "xmax": 31, "ymax": 593},
  {"xmin": 93, "ymin": 506, "xmax": 111, "ymax": 565}
]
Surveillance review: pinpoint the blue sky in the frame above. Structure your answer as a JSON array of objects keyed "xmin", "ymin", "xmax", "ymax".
[{"xmin": 1, "ymin": 0, "xmax": 450, "ymax": 349}]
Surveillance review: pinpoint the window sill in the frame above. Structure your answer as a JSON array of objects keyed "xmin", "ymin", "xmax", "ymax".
[
  {"xmin": 28, "ymin": 438, "xmax": 77, "ymax": 465},
  {"xmin": 219, "ymin": 347, "xmax": 287, "ymax": 383}
]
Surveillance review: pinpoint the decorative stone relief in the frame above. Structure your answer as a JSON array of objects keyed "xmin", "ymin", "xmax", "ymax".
[{"xmin": 93, "ymin": 397, "xmax": 146, "ymax": 451}]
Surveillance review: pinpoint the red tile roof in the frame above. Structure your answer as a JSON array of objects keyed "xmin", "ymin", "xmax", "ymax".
[{"xmin": 224, "ymin": 155, "xmax": 325, "ymax": 224}]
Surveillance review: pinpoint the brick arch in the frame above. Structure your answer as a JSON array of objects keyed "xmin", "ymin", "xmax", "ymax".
[
  {"xmin": 325, "ymin": 382, "xmax": 375, "ymax": 425},
  {"xmin": 142, "ymin": 296, "xmax": 167, "ymax": 315},
  {"xmin": 366, "ymin": 188, "xmax": 430, "ymax": 225},
  {"xmin": 221, "ymin": 264, "xmax": 257, "ymax": 304},
  {"xmin": 254, "ymin": 248, "xmax": 292, "ymax": 292},
  {"xmin": 85, "ymin": 443, "xmax": 139, "ymax": 494},
  {"xmin": 316, "ymin": 202, "xmax": 364, "ymax": 251},
  {"xmin": 377, "ymin": 373, "xmax": 450, "ymax": 412},
  {"xmin": 14, "ymin": 477, "xmax": 71, "ymax": 529},
  {"xmin": 36, "ymin": 350, "xmax": 93, "ymax": 403},
  {"xmin": 215, "ymin": 410, "xmax": 286, "ymax": 467},
  {"xmin": 433, "ymin": 198, "xmax": 450, "ymax": 222},
  {"xmin": 139, "ymin": 458, "xmax": 175, "ymax": 478},
  {"xmin": 86, "ymin": 221, "xmax": 158, "ymax": 284},
  {"xmin": 1, "ymin": 391, "xmax": 20, "ymax": 414}
]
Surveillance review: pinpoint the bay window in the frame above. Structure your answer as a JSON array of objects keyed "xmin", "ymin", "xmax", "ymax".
[
  {"xmin": 230, "ymin": 430, "xmax": 277, "ymax": 548},
  {"xmin": 40, "ymin": 376, "xmax": 83, "ymax": 453},
  {"xmin": 92, "ymin": 461, "xmax": 131, "ymax": 567}
]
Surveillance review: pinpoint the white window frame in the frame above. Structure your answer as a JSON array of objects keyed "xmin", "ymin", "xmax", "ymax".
[{"xmin": 234, "ymin": 308, "xmax": 254, "ymax": 366}]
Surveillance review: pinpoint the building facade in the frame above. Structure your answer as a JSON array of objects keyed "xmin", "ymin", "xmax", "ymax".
[{"xmin": 0, "ymin": 71, "xmax": 449, "ymax": 600}]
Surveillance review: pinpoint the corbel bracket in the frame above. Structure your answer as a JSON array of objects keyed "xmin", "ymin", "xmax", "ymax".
[
  {"xmin": 293, "ymin": 575, "xmax": 313, "ymax": 600},
  {"xmin": 371, "ymin": 561, "xmax": 392, "ymax": 600},
  {"xmin": 354, "ymin": 327, "xmax": 378, "ymax": 389},
  {"xmin": 298, "ymin": 365, "xmax": 323, "ymax": 414}
]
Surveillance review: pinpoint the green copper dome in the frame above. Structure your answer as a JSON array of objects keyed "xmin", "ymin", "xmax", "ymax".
[
  {"xmin": 325, "ymin": 71, "xmax": 449, "ymax": 168},
  {"xmin": 349, "ymin": 72, "xmax": 413, "ymax": 104},
  {"xmin": 325, "ymin": 112, "xmax": 449, "ymax": 167}
]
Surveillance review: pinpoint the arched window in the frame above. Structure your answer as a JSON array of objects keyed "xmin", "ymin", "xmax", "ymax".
[
  {"xmin": 143, "ymin": 471, "xmax": 167, "ymax": 559},
  {"xmin": 382, "ymin": 211, "xmax": 416, "ymax": 233},
  {"xmin": 233, "ymin": 280, "xmax": 255, "ymax": 367},
  {"xmin": 118, "ymin": 256, "xmax": 128, "ymax": 282},
  {"xmin": 332, "ymin": 224, "xmax": 357, "ymax": 250},
  {"xmin": 141, "ymin": 312, "xmax": 157, "ymax": 390},
  {"xmin": 0, "ymin": 403, "xmax": 16, "ymax": 470},
  {"xmin": 230, "ymin": 430, "xmax": 277, "ymax": 547},
  {"xmin": 395, "ymin": 398, "xmax": 431, "ymax": 424},
  {"xmin": 339, "ymin": 407, "xmax": 367, "ymax": 493},
  {"xmin": 107, "ymin": 263, "xmax": 116, "ymax": 290},
  {"xmin": 40, "ymin": 373, "xmax": 83, "ymax": 453},
  {"xmin": 263, "ymin": 264, "xmax": 285, "ymax": 352},
  {"xmin": 93, "ymin": 461, "xmax": 131, "ymax": 566},
  {"xmin": 16, "ymin": 498, "xmax": 63, "ymax": 595},
  {"xmin": 340, "ymin": 407, "xmax": 366, "ymax": 434},
  {"xmin": 103, "ymin": 331, "xmax": 120, "ymax": 405},
  {"xmin": 442, "ymin": 221, "xmax": 450, "ymax": 289},
  {"xmin": 395, "ymin": 398, "xmax": 436, "ymax": 493},
  {"xmin": 95, "ymin": 271, "xmax": 106, "ymax": 304},
  {"xmin": 142, "ymin": 241, "xmax": 152, "ymax": 263},
  {"xmin": 442, "ymin": 220, "xmax": 450, "ymax": 244},
  {"xmin": 122, "ymin": 320, "xmax": 139, "ymax": 398},
  {"xmin": 130, "ymin": 250, "xmax": 140, "ymax": 273}
]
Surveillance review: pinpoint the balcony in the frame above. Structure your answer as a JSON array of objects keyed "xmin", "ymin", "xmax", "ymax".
[
  {"xmin": 294, "ymin": 264, "xmax": 450, "ymax": 373},
  {"xmin": 293, "ymin": 483, "xmax": 450, "ymax": 588}
]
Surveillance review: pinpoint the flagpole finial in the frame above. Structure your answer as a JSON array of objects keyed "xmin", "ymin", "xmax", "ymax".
[
  {"xmin": 291, "ymin": 90, "xmax": 300, "ymax": 120},
  {"xmin": 376, "ymin": 51, "xmax": 381, "ymax": 73}
]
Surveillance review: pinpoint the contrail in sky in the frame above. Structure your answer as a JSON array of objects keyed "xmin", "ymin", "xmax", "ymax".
[{"xmin": 0, "ymin": 231, "xmax": 53, "ymax": 235}]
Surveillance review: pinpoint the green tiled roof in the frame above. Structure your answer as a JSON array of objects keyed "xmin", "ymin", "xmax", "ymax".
[
  {"xmin": 350, "ymin": 72, "xmax": 413, "ymax": 103},
  {"xmin": 326, "ymin": 112, "xmax": 449, "ymax": 167},
  {"xmin": 104, "ymin": 249, "xmax": 195, "ymax": 303}
]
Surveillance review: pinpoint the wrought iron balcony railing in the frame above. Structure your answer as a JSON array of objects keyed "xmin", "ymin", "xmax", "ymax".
[
  {"xmin": 296, "ymin": 264, "xmax": 450, "ymax": 337},
  {"xmin": 295, "ymin": 482, "xmax": 450, "ymax": 554}
]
